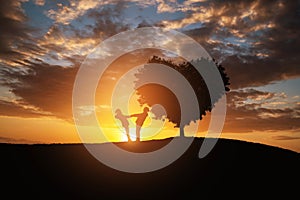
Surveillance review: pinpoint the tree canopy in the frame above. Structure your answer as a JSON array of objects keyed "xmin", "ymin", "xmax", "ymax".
[{"xmin": 134, "ymin": 55, "xmax": 230, "ymax": 136}]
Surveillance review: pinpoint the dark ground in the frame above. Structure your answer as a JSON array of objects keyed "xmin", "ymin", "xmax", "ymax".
[{"xmin": 1, "ymin": 137, "xmax": 299, "ymax": 199}]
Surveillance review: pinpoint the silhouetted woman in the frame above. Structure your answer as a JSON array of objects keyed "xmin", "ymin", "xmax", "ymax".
[
  {"xmin": 115, "ymin": 109, "xmax": 131, "ymax": 142},
  {"xmin": 130, "ymin": 107, "xmax": 149, "ymax": 142}
]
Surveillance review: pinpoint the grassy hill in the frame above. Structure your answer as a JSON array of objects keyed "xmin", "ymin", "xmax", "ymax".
[{"xmin": 1, "ymin": 137, "xmax": 299, "ymax": 199}]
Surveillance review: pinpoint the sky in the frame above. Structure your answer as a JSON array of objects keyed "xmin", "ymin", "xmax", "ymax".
[{"xmin": 0, "ymin": 0, "xmax": 299, "ymax": 152}]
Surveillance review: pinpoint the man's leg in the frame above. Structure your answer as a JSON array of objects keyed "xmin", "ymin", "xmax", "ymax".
[
  {"xmin": 136, "ymin": 125, "xmax": 141, "ymax": 142},
  {"xmin": 125, "ymin": 126, "xmax": 131, "ymax": 142}
]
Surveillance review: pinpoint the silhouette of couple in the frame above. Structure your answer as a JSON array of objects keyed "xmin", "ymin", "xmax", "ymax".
[{"xmin": 115, "ymin": 107, "xmax": 150, "ymax": 142}]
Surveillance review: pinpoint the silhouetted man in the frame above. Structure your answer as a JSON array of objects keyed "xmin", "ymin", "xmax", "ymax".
[{"xmin": 130, "ymin": 107, "xmax": 150, "ymax": 142}]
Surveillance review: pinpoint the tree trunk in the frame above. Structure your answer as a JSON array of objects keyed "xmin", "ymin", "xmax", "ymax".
[{"xmin": 180, "ymin": 126, "xmax": 184, "ymax": 137}]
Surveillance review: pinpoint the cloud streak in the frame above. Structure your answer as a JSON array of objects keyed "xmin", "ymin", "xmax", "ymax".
[
  {"xmin": 0, "ymin": 136, "xmax": 40, "ymax": 144},
  {"xmin": 273, "ymin": 135, "xmax": 300, "ymax": 141}
]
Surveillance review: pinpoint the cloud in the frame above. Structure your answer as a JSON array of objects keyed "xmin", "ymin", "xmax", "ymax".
[
  {"xmin": 1, "ymin": 60, "xmax": 79, "ymax": 120},
  {"xmin": 222, "ymin": 89, "xmax": 300, "ymax": 133},
  {"xmin": 47, "ymin": 0, "xmax": 103, "ymax": 25},
  {"xmin": 34, "ymin": 0, "xmax": 45, "ymax": 6},
  {"xmin": 39, "ymin": 2, "xmax": 131, "ymax": 62},
  {"xmin": 229, "ymin": 89, "xmax": 276, "ymax": 101},
  {"xmin": 0, "ymin": 136, "xmax": 39, "ymax": 144},
  {"xmin": 155, "ymin": 0, "xmax": 207, "ymax": 13},
  {"xmin": 273, "ymin": 135, "xmax": 300, "ymax": 140},
  {"xmin": 87, "ymin": 3, "xmax": 130, "ymax": 39},
  {"xmin": 39, "ymin": 24, "xmax": 99, "ymax": 59},
  {"xmin": 0, "ymin": 0, "xmax": 41, "ymax": 65},
  {"xmin": 163, "ymin": 0, "xmax": 300, "ymax": 89},
  {"xmin": 46, "ymin": 0, "xmax": 156, "ymax": 25},
  {"xmin": 222, "ymin": 54, "xmax": 300, "ymax": 89},
  {"xmin": 0, "ymin": 99, "xmax": 51, "ymax": 118}
]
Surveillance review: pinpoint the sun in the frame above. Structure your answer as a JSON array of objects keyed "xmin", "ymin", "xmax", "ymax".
[{"xmin": 119, "ymin": 127, "xmax": 137, "ymax": 142}]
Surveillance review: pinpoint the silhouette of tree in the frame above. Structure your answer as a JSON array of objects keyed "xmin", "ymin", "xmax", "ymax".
[{"xmin": 134, "ymin": 55, "xmax": 230, "ymax": 137}]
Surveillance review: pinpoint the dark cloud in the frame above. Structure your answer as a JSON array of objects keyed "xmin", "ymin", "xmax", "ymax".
[
  {"xmin": 0, "ymin": 0, "xmax": 27, "ymax": 51},
  {"xmin": 1, "ymin": 60, "xmax": 78, "ymax": 120},
  {"xmin": 224, "ymin": 105, "xmax": 300, "ymax": 133},
  {"xmin": 222, "ymin": 89, "xmax": 300, "ymax": 132},
  {"xmin": 0, "ymin": 0, "xmax": 43, "ymax": 64},
  {"xmin": 222, "ymin": 53, "xmax": 300, "ymax": 89},
  {"xmin": 179, "ymin": 0, "xmax": 300, "ymax": 89},
  {"xmin": 87, "ymin": 1, "xmax": 130, "ymax": 39},
  {"xmin": 184, "ymin": 22, "xmax": 217, "ymax": 45}
]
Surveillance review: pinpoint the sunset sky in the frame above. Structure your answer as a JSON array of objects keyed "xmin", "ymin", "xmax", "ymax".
[{"xmin": 0, "ymin": 0, "xmax": 299, "ymax": 153}]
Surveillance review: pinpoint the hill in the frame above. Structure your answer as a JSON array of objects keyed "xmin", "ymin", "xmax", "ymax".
[{"xmin": 1, "ymin": 138, "xmax": 299, "ymax": 199}]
